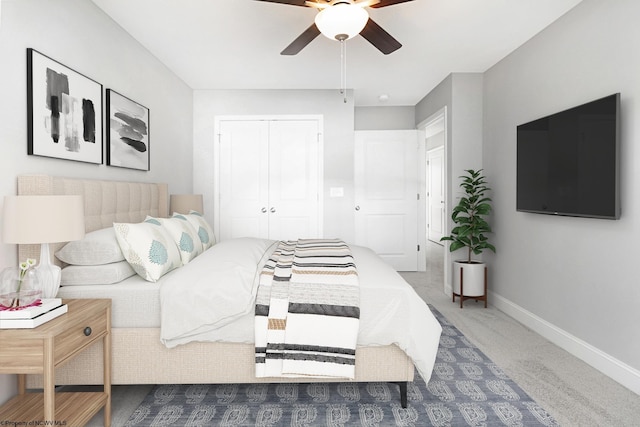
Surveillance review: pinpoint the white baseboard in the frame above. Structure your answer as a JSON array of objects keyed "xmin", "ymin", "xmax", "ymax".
[{"xmin": 490, "ymin": 291, "xmax": 640, "ymax": 396}]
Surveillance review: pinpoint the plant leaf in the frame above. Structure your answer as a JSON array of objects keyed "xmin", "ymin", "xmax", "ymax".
[{"xmin": 441, "ymin": 169, "xmax": 495, "ymax": 255}]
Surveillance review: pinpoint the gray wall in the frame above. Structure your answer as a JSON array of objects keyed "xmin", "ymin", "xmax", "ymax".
[
  {"xmin": 0, "ymin": 0, "xmax": 193, "ymax": 403},
  {"xmin": 354, "ymin": 106, "xmax": 416, "ymax": 130},
  {"xmin": 415, "ymin": 73, "xmax": 484, "ymax": 287},
  {"xmin": 483, "ymin": 0, "xmax": 640, "ymax": 382}
]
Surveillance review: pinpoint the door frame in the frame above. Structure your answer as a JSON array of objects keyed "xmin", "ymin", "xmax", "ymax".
[
  {"xmin": 418, "ymin": 107, "xmax": 448, "ymax": 293},
  {"xmin": 427, "ymin": 145, "xmax": 445, "ymax": 243},
  {"xmin": 213, "ymin": 115, "xmax": 324, "ymax": 241}
]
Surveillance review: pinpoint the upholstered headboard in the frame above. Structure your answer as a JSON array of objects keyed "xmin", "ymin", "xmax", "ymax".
[{"xmin": 17, "ymin": 175, "xmax": 169, "ymax": 267}]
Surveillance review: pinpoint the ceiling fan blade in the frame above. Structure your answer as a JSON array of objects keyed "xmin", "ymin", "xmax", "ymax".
[
  {"xmin": 354, "ymin": 0, "xmax": 381, "ymax": 7},
  {"xmin": 369, "ymin": 0, "xmax": 414, "ymax": 8},
  {"xmin": 305, "ymin": 0, "xmax": 329, "ymax": 8},
  {"xmin": 254, "ymin": 0, "xmax": 309, "ymax": 7},
  {"xmin": 360, "ymin": 18, "xmax": 402, "ymax": 54},
  {"xmin": 281, "ymin": 23, "xmax": 322, "ymax": 55}
]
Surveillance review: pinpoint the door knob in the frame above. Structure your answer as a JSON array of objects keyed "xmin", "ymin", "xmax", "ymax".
[
  {"xmin": 355, "ymin": 206, "xmax": 360, "ymax": 211},
  {"xmin": 270, "ymin": 207, "xmax": 276, "ymax": 213},
  {"xmin": 261, "ymin": 207, "xmax": 267, "ymax": 213}
]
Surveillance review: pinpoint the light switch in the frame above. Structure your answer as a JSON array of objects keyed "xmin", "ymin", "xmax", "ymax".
[{"xmin": 330, "ymin": 187, "xmax": 344, "ymax": 198}]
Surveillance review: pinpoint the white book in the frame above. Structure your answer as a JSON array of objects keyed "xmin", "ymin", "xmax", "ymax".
[
  {"xmin": 0, "ymin": 304, "xmax": 68, "ymax": 329},
  {"xmin": 0, "ymin": 298, "xmax": 63, "ymax": 320}
]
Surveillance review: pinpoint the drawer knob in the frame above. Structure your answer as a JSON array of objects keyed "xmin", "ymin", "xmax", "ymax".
[{"xmin": 84, "ymin": 327, "xmax": 92, "ymax": 336}]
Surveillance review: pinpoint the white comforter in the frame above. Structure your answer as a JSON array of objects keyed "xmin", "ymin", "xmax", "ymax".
[{"xmin": 159, "ymin": 237, "xmax": 442, "ymax": 383}]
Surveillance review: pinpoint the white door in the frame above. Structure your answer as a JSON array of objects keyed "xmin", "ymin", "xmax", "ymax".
[
  {"xmin": 354, "ymin": 130, "xmax": 418, "ymax": 271},
  {"xmin": 268, "ymin": 120, "xmax": 320, "ymax": 240},
  {"xmin": 217, "ymin": 118, "xmax": 321, "ymax": 241},
  {"xmin": 427, "ymin": 146, "xmax": 445, "ymax": 243},
  {"xmin": 218, "ymin": 120, "xmax": 269, "ymax": 241}
]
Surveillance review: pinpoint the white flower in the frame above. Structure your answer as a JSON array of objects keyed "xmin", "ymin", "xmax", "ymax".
[
  {"xmin": 7, "ymin": 258, "xmax": 39, "ymax": 308},
  {"xmin": 18, "ymin": 258, "xmax": 36, "ymax": 283}
]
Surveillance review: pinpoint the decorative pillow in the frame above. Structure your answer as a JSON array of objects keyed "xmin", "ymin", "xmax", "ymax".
[
  {"xmin": 113, "ymin": 221, "xmax": 182, "ymax": 282},
  {"xmin": 145, "ymin": 216, "xmax": 203, "ymax": 264},
  {"xmin": 60, "ymin": 261, "xmax": 136, "ymax": 286},
  {"xmin": 55, "ymin": 227, "xmax": 125, "ymax": 265},
  {"xmin": 173, "ymin": 211, "xmax": 216, "ymax": 250}
]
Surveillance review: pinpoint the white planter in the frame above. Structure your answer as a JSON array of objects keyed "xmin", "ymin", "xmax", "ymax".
[{"xmin": 452, "ymin": 261, "xmax": 486, "ymax": 297}]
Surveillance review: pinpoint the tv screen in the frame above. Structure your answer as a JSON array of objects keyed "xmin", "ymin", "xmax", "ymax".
[{"xmin": 516, "ymin": 93, "xmax": 620, "ymax": 219}]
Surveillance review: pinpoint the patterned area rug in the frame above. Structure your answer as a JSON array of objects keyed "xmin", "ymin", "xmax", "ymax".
[{"xmin": 125, "ymin": 307, "xmax": 559, "ymax": 426}]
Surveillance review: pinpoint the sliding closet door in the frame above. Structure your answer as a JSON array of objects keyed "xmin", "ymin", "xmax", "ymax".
[{"xmin": 216, "ymin": 117, "xmax": 322, "ymax": 242}]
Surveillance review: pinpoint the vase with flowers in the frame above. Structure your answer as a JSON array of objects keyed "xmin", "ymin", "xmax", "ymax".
[{"xmin": 0, "ymin": 258, "xmax": 42, "ymax": 309}]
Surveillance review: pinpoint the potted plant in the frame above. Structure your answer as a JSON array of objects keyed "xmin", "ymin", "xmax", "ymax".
[{"xmin": 441, "ymin": 169, "xmax": 495, "ymax": 305}]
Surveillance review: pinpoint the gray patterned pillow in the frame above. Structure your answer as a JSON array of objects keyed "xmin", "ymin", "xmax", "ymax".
[
  {"xmin": 60, "ymin": 261, "xmax": 136, "ymax": 286},
  {"xmin": 55, "ymin": 227, "xmax": 125, "ymax": 265}
]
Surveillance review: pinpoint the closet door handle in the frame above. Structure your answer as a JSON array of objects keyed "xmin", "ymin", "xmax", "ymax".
[
  {"xmin": 261, "ymin": 207, "xmax": 267, "ymax": 213},
  {"xmin": 355, "ymin": 206, "xmax": 360, "ymax": 211},
  {"xmin": 270, "ymin": 207, "xmax": 276, "ymax": 213}
]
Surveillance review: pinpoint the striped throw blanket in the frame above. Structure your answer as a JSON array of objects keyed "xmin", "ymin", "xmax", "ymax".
[{"xmin": 255, "ymin": 239, "xmax": 360, "ymax": 379}]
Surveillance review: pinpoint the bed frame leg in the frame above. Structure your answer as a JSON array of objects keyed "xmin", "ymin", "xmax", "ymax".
[{"xmin": 396, "ymin": 382, "xmax": 408, "ymax": 408}]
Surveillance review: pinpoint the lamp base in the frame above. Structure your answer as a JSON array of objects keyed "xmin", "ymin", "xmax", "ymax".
[{"xmin": 35, "ymin": 243, "xmax": 61, "ymax": 298}]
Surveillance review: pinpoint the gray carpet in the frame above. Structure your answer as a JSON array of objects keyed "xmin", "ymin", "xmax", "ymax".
[{"xmin": 122, "ymin": 306, "xmax": 558, "ymax": 426}]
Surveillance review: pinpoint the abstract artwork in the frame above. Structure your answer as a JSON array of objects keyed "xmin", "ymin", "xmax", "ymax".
[
  {"xmin": 27, "ymin": 48, "xmax": 103, "ymax": 164},
  {"xmin": 106, "ymin": 89, "xmax": 150, "ymax": 171}
]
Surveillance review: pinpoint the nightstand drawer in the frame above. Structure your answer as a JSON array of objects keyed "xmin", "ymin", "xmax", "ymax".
[{"xmin": 54, "ymin": 309, "xmax": 108, "ymax": 366}]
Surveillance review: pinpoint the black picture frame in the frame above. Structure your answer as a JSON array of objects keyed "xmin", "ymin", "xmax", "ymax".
[
  {"xmin": 106, "ymin": 89, "xmax": 150, "ymax": 171},
  {"xmin": 27, "ymin": 48, "xmax": 103, "ymax": 164}
]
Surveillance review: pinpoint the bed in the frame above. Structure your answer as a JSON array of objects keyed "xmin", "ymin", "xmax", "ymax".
[{"xmin": 18, "ymin": 175, "xmax": 442, "ymax": 406}]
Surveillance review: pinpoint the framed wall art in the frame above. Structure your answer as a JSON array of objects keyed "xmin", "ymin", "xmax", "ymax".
[
  {"xmin": 27, "ymin": 48, "xmax": 103, "ymax": 164},
  {"xmin": 106, "ymin": 89, "xmax": 150, "ymax": 171}
]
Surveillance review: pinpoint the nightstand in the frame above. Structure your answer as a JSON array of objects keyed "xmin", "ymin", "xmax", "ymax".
[{"xmin": 0, "ymin": 299, "xmax": 111, "ymax": 427}]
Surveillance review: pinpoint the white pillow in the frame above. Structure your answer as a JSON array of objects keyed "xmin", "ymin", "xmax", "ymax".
[
  {"xmin": 55, "ymin": 227, "xmax": 125, "ymax": 265},
  {"xmin": 145, "ymin": 216, "xmax": 203, "ymax": 264},
  {"xmin": 60, "ymin": 261, "xmax": 136, "ymax": 286},
  {"xmin": 173, "ymin": 211, "xmax": 216, "ymax": 250},
  {"xmin": 113, "ymin": 221, "xmax": 182, "ymax": 282}
]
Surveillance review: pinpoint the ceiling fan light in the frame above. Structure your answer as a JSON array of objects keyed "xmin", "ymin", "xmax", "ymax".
[{"xmin": 315, "ymin": 3, "xmax": 369, "ymax": 41}]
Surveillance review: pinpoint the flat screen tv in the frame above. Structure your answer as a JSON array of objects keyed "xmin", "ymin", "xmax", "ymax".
[{"xmin": 516, "ymin": 93, "xmax": 620, "ymax": 219}]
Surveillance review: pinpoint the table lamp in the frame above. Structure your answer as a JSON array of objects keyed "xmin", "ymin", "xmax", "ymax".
[
  {"xmin": 2, "ymin": 195, "xmax": 85, "ymax": 298},
  {"xmin": 170, "ymin": 194, "xmax": 204, "ymax": 215}
]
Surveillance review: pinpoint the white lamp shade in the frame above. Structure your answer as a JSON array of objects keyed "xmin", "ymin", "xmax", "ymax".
[
  {"xmin": 315, "ymin": 3, "xmax": 369, "ymax": 41},
  {"xmin": 170, "ymin": 194, "xmax": 204, "ymax": 215},
  {"xmin": 2, "ymin": 195, "xmax": 85, "ymax": 244}
]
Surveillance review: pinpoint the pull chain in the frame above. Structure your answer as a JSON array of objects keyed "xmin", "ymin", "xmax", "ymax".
[{"xmin": 340, "ymin": 38, "xmax": 347, "ymax": 103}]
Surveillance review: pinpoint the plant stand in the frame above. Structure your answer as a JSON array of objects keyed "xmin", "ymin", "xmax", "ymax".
[{"xmin": 452, "ymin": 264, "xmax": 487, "ymax": 309}]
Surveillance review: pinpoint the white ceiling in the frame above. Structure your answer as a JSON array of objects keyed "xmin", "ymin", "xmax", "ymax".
[{"xmin": 91, "ymin": 0, "xmax": 583, "ymax": 107}]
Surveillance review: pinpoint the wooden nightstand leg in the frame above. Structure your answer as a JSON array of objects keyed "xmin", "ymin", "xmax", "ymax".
[
  {"xmin": 17, "ymin": 374, "xmax": 26, "ymax": 394},
  {"xmin": 104, "ymin": 307, "xmax": 112, "ymax": 427},
  {"xmin": 43, "ymin": 337, "xmax": 55, "ymax": 422}
]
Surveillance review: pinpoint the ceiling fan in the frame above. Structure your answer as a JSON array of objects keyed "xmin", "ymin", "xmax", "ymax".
[{"xmin": 255, "ymin": 0, "xmax": 414, "ymax": 55}]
